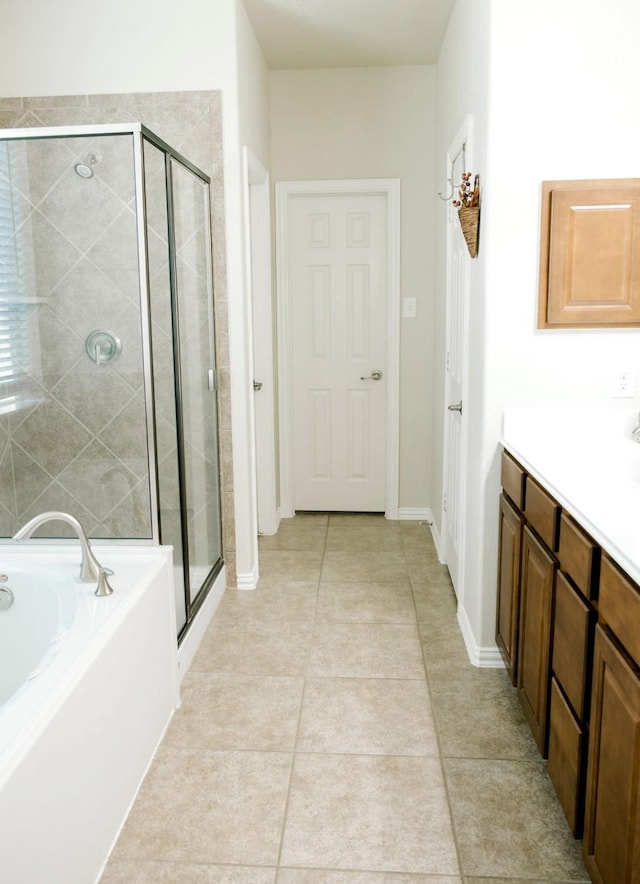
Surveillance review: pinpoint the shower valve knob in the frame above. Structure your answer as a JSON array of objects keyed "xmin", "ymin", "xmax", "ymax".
[{"xmin": 85, "ymin": 330, "xmax": 122, "ymax": 366}]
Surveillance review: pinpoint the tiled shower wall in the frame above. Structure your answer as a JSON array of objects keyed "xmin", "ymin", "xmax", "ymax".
[{"xmin": 0, "ymin": 91, "xmax": 235, "ymax": 583}]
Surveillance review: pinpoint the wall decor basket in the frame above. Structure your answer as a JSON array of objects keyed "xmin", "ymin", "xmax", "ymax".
[{"xmin": 458, "ymin": 205, "xmax": 480, "ymax": 258}]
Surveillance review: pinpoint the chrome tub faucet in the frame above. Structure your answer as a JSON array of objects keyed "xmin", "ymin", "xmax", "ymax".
[{"xmin": 12, "ymin": 511, "xmax": 113, "ymax": 596}]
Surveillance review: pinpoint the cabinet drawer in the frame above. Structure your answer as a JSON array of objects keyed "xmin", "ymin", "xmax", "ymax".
[
  {"xmin": 558, "ymin": 512, "xmax": 599, "ymax": 599},
  {"xmin": 523, "ymin": 476, "xmax": 561, "ymax": 551},
  {"xmin": 599, "ymin": 555, "xmax": 640, "ymax": 666},
  {"xmin": 552, "ymin": 571, "xmax": 591, "ymax": 720},
  {"xmin": 548, "ymin": 677, "xmax": 585, "ymax": 837},
  {"xmin": 501, "ymin": 450, "xmax": 525, "ymax": 510}
]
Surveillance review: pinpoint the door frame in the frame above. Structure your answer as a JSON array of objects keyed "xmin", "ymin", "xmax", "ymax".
[
  {"xmin": 275, "ymin": 179, "xmax": 400, "ymax": 518},
  {"xmin": 441, "ymin": 116, "xmax": 473, "ymax": 595},
  {"xmin": 242, "ymin": 147, "xmax": 278, "ymax": 536}
]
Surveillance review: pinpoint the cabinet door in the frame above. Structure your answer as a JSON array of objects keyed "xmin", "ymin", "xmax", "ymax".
[
  {"xmin": 517, "ymin": 526, "xmax": 556, "ymax": 755},
  {"xmin": 584, "ymin": 626, "xmax": 640, "ymax": 884},
  {"xmin": 496, "ymin": 492, "xmax": 522, "ymax": 684},
  {"xmin": 548, "ymin": 677, "xmax": 585, "ymax": 837}
]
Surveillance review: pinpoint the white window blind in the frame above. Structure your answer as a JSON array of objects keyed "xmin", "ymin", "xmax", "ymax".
[{"xmin": 0, "ymin": 141, "xmax": 30, "ymax": 415}]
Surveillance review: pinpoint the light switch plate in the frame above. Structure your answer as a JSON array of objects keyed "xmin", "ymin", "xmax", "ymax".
[{"xmin": 403, "ymin": 297, "xmax": 417, "ymax": 319}]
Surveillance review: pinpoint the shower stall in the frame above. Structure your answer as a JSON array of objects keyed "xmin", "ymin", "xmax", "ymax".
[{"xmin": 0, "ymin": 123, "xmax": 223, "ymax": 640}]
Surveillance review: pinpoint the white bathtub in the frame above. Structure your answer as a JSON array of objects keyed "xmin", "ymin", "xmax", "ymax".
[{"xmin": 0, "ymin": 544, "xmax": 179, "ymax": 884}]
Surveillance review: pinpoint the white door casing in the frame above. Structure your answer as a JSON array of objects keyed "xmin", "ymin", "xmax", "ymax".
[
  {"xmin": 442, "ymin": 117, "xmax": 472, "ymax": 597},
  {"xmin": 276, "ymin": 180, "xmax": 400, "ymax": 518},
  {"xmin": 242, "ymin": 147, "xmax": 278, "ymax": 536}
]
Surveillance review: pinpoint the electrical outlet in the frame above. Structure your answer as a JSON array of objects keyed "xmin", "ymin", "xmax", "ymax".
[{"xmin": 611, "ymin": 369, "xmax": 636, "ymax": 398}]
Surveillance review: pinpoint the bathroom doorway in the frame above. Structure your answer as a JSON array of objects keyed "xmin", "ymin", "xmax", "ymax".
[{"xmin": 275, "ymin": 178, "xmax": 400, "ymax": 518}]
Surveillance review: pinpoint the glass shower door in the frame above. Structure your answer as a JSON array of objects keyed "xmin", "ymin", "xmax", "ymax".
[{"xmin": 170, "ymin": 157, "xmax": 222, "ymax": 609}]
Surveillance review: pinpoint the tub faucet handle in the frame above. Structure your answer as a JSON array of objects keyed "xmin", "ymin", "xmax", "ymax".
[{"xmin": 96, "ymin": 567, "xmax": 115, "ymax": 598}]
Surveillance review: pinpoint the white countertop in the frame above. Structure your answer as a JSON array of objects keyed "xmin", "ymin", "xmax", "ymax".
[{"xmin": 501, "ymin": 407, "xmax": 640, "ymax": 586}]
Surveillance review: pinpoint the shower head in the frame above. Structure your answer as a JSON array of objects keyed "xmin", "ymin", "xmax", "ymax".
[
  {"xmin": 74, "ymin": 149, "xmax": 102, "ymax": 179},
  {"xmin": 74, "ymin": 162, "xmax": 94, "ymax": 178}
]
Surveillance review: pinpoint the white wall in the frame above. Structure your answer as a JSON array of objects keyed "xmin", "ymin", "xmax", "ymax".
[
  {"xmin": 434, "ymin": 0, "xmax": 492, "ymax": 661},
  {"xmin": 270, "ymin": 66, "xmax": 436, "ymax": 511},
  {"xmin": 436, "ymin": 0, "xmax": 640, "ymax": 660},
  {"xmin": 232, "ymin": 0, "xmax": 272, "ymax": 583},
  {"xmin": 0, "ymin": 0, "xmax": 235, "ymax": 95},
  {"xmin": 237, "ymin": 1, "xmax": 271, "ymax": 169}
]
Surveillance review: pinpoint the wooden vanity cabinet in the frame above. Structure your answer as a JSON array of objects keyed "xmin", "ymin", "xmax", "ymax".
[{"xmin": 497, "ymin": 447, "xmax": 640, "ymax": 876}]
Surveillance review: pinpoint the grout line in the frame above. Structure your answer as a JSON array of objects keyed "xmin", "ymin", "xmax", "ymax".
[
  {"xmin": 274, "ymin": 515, "xmax": 327, "ymax": 871},
  {"xmin": 404, "ymin": 526, "xmax": 466, "ymax": 880}
]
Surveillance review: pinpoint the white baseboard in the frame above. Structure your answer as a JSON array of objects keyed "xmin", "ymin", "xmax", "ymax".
[
  {"xmin": 457, "ymin": 604, "xmax": 505, "ymax": 669},
  {"xmin": 397, "ymin": 507, "xmax": 433, "ymax": 521},
  {"xmin": 177, "ymin": 565, "xmax": 226, "ymax": 685},
  {"xmin": 428, "ymin": 518, "xmax": 445, "ymax": 563},
  {"xmin": 236, "ymin": 568, "xmax": 259, "ymax": 590}
]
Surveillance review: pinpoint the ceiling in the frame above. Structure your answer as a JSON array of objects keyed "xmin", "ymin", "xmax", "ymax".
[{"xmin": 242, "ymin": 0, "xmax": 455, "ymax": 70}]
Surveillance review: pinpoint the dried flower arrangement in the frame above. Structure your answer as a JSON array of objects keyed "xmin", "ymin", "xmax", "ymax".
[
  {"xmin": 453, "ymin": 172, "xmax": 480, "ymax": 258},
  {"xmin": 452, "ymin": 172, "xmax": 480, "ymax": 209}
]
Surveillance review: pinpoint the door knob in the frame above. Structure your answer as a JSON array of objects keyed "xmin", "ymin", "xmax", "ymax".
[
  {"xmin": 448, "ymin": 401, "xmax": 463, "ymax": 414},
  {"xmin": 253, "ymin": 380, "xmax": 263, "ymax": 391},
  {"xmin": 360, "ymin": 370, "xmax": 383, "ymax": 381}
]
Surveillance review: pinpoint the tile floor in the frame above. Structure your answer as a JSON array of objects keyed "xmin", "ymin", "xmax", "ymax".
[{"xmin": 101, "ymin": 513, "xmax": 590, "ymax": 883}]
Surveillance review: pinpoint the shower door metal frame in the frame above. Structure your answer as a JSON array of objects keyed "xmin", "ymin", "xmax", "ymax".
[
  {"xmin": 136, "ymin": 123, "xmax": 224, "ymax": 637},
  {"xmin": 0, "ymin": 122, "xmax": 224, "ymax": 639}
]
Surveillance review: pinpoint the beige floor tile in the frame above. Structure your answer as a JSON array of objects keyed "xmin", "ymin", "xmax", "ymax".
[
  {"xmin": 412, "ymin": 582, "xmax": 458, "ymax": 626},
  {"xmin": 463, "ymin": 879, "xmax": 584, "ymax": 884},
  {"xmin": 296, "ymin": 677, "xmax": 439, "ymax": 755},
  {"xmin": 278, "ymin": 872, "xmax": 461, "ymax": 883},
  {"xmin": 280, "ymin": 754, "xmax": 460, "ymax": 875},
  {"xmin": 192, "ymin": 621, "xmax": 312, "ymax": 676},
  {"xmin": 420, "ymin": 619, "xmax": 470, "ymax": 668},
  {"xmin": 409, "ymin": 559, "xmax": 452, "ymax": 585},
  {"xmin": 258, "ymin": 550, "xmax": 323, "ymax": 581},
  {"xmin": 309, "ymin": 623, "xmax": 425, "ymax": 678},
  {"xmin": 321, "ymin": 550, "xmax": 409, "ymax": 583},
  {"xmin": 163, "ymin": 673, "xmax": 304, "ymax": 751},
  {"xmin": 111, "ymin": 748, "xmax": 292, "ymax": 866},
  {"xmin": 101, "ymin": 513, "xmax": 589, "ymax": 884},
  {"xmin": 402, "ymin": 539, "xmax": 442, "ymax": 560},
  {"xmin": 216, "ymin": 581, "xmax": 318, "ymax": 622},
  {"xmin": 316, "ymin": 581, "xmax": 416, "ymax": 624},
  {"xmin": 101, "ymin": 860, "xmax": 276, "ymax": 883},
  {"xmin": 325, "ymin": 524, "xmax": 404, "ymax": 551},
  {"xmin": 259, "ymin": 517, "xmax": 327, "ymax": 551},
  {"xmin": 444, "ymin": 758, "xmax": 589, "ymax": 880},
  {"xmin": 429, "ymin": 668, "xmax": 540, "ymax": 760}
]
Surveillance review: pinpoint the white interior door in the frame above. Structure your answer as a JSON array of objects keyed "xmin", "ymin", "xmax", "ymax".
[
  {"xmin": 288, "ymin": 190, "xmax": 389, "ymax": 512},
  {"xmin": 243, "ymin": 148, "xmax": 278, "ymax": 536},
  {"xmin": 442, "ymin": 121, "xmax": 472, "ymax": 596}
]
